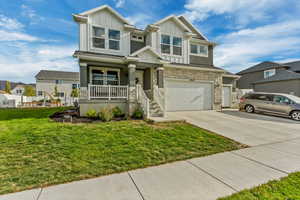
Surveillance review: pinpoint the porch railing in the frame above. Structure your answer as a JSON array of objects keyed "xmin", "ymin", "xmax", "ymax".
[
  {"xmin": 153, "ymin": 85, "xmax": 165, "ymax": 114},
  {"xmin": 87, "ymin": 85, "xmax": 128, "ymax": 100},
  {"xmin": 136, "ymin": 84, "xmax": 150, "ymax": 118}
]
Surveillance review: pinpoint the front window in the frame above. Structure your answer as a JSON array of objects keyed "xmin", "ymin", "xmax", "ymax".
[
  {"xmin": 72, "ymin": 84, "xmax": 80, "ymax": 89},
  {"xmin": 107, "ymin": 71, "xmax": 119, "ymax": 85},
  {"xmin": 57, "ymin": 92, "xmax": 64, "ymax": 98},
  {"xmin": 190, "ymin": 44, "xmax": 208, "ymax": 57},
  {"xmin": 109, "ymin": 29, "xmax": 120, "ymax": 50},
  {"xmin": 161, "ymin": 35, "xmax": 171, "ymax": 54},
  {"xmin": 92, "ymin": 69, "xmax": 105, "ymax": 85},
  {"xmin": 55, "ymin": 80, "xmax": 63, "ymax": 84},
  {"xmin": 92, "ymin": 26, "xmax": 105, "ymax": 49},
  {"xmin": 91, "ymin": 68, "xmax": 120, "ymax": 85},
  {"xmin": 264, "ymin": 69, "xmax": 276, "ymax": 78},
  {"xmin": 38, "ymin": 91, "xmax": 43, "ymax": 96},
  {"xmin": 173, "ymin": 37, "xmax": 182, "ymax": 56}
]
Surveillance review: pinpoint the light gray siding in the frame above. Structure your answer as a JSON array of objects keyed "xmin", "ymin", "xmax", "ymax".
[{"xmin": 253, "ymin": 80, "xmax": 300, "ymax": 97}]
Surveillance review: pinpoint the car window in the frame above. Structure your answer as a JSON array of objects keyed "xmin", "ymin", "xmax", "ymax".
[
  {"xmin": 274, "ymin": 96, "xmax": 291, "ymax": 104},
  {"xmin": 256, "ymin": 94, "xmax": 273, "ymax": 101}
]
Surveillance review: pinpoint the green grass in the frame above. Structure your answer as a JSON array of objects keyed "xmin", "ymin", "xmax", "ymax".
[
  {"xmin": 219, "ymin": 172, "xmax": 300, "ymax": 200},
  {"xmin": 0, "ymin": 108, "xmax": 243, "ymax": 195},
  {"xmin": 0, "ymin": 107, "xmax": 71, "ymax": 121}
]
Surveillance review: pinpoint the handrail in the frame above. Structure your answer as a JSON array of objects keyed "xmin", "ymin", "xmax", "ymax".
[
  {"xmin": 153, "ymin": 85, "xmax": 165, "ymax": 113},
  {"xmin": 136, "ymin": 84, "xmax": 150, "ymax": 118}
]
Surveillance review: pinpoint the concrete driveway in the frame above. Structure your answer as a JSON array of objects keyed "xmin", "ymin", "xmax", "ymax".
[{"xmin": 166, "ymin": 110, "xmax": 300, "ymax": 146}]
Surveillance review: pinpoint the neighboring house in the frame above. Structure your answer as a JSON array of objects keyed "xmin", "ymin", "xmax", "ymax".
[
  {"xmin": 237, "ymin": 61, "xmax": 300, "ymax": 96},
  {"xmin": 35, "ymin": 70, "xmax": 80, "ymax": 105},
  {"xmin": 72, "ymin": 5, "xmax": 239, "ymax": 117},
  {"xmin": 11, "ymin": 84, "xmax": 26, "ymax": 96}
]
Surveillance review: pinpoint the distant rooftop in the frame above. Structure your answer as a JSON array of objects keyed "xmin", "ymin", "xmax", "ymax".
[{"xmin": 35, "ymin": 70, "xmax": 79, "ymax": 81}]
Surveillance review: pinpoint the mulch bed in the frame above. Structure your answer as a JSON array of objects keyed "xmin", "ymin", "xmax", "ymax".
[{"xmin": 49, "ymin": 109, "xmax": 127, "ymax": 123}]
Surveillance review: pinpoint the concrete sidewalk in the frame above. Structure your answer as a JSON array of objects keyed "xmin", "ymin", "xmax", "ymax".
[{"xmin": 2, "ymin": 137, "xmax": 300, "ymax": 200}]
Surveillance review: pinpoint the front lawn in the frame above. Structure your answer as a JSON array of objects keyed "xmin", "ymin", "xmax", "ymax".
[
  {"xmin": 219, "ymin": 172, "xmax": 300, "ymax": 200},
  {"xmin": 0, "ymin": 108, "xmax": 243, "ymax": 195}
]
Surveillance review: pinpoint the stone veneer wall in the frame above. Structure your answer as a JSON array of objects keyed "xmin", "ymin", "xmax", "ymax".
[{"xmin": 164, "ymin": 67, "xmax": 223, "ymax": 110}]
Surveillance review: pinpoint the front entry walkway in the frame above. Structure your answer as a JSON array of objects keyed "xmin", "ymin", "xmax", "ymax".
[{"xmin": 2, "ymin": 111, "xmax": 300, "ymax": 200}]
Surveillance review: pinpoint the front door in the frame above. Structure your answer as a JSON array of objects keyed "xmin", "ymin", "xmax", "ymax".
[{"xmin": 136, "ymin": 70, "xmax": 144, "ymax": 88}]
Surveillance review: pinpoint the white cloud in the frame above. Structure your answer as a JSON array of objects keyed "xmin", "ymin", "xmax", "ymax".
[
  {"xmin": 0, "ymin": 30, "xmax": 39, "ymax": 41},
  {"xmin": 0, "ymin": 14, "xmax": 24, "ymax": 30},
  {"xmin": 183, "ymin": 0, "xmax": 293, "ymax": 27},
  {"xmin": 0, "ymin": 14, "xmax": 40, "ymax": 42},
  {"xmin": 0, "ymin": 44, "xmax": 77, "ymax": 82},
  {"xmin": 214, "ymin": 20, "xmax": 300, "ymax": 72},
  {"xmin": 21, "ymin": 4, "xmax": 44, "ymax": 24},
  {"xmin": 126, "ymin": 13, "xmax": 154, "ymax": 29},
  {"xmin": 115, "ymin": 0, "xmax": 125, "ymax": 8}
]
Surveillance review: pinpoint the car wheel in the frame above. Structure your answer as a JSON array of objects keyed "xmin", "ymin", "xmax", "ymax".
[
  {"xmin": 245, "ymin": 105, "xmax": 254, "ymax": 113},
  {"xmin": 291, "ymin": 111, "xmax": 300, "ymax": 121}
]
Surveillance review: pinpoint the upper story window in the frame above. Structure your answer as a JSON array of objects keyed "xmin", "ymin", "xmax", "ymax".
[
  {"xmin": 55, "ymin": 80, "xmax": 63, "ymax": 84},
  {"xmin": 92, "ymin": 26, "xmax": 121, "ymax": 50},
  {"xmin": 264, "ymin": 69, "xmax": 276, "ymax": 79},
  {"xmin": 161, "ymin": 35, "xmax": 182, "ymax": 56},
  {"xmin": 72, "ymin": 84, "xmax": 80, "ymax": 89},
  {"xmin": 190, "ymin": 43, "xmax": 208, "ymax": 57},
  {"xmin": 161, "ymin": 35, "xmax": 171, "ymax": 54},
  {"xmin": 109, "ymin": 29, "xmax": 120, "ymax": 50},
  {"xmin": 173, "ymin": 37, "xmax": 182, "ymax": 56},
  {"xmin": 92, "ymin": 26, "xmax": 105, "ymax": 49}
]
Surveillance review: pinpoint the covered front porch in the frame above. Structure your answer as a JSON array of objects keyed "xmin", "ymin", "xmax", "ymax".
[{"xmin": 74, "ymin": 48, "xmax": 166, "ymax": 117}]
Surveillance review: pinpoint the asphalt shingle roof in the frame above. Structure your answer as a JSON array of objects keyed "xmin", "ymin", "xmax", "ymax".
[
  {"xmin": 284, "ymin": 61, "xmax": 300, "ymax": 72},
  {"xmin": 253, "ymin": 70, "xmax": 300, "ymax": 84},
  {"xmin": 35, "ymin": 70, "xmax": 79, "ymax": 81},
  {"xmin": 237, "ymin": 61, "xmax": 285, "ymax": 75}
]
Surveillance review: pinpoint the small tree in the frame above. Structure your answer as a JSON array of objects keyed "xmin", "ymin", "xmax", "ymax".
[
  {"xmin": 24, "ymin": 85, "xmax": 35, "ymax": 96},
  {"xmin": 53, "ymin": 86, "xmax": 58, "ymax": 97},
  {"xmin": 5, "ymin": 81, "xmax": 11, "ymax": 94},
  {"xmin": 70, "ymin": 88, "xmax": 79, "ymax": 98}
]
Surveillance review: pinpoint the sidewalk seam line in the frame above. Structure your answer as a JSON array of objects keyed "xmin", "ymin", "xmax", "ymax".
[
  {"xmin": 251, "ymin": 136, "xmax": 300, "ymax": 148},
  {"xmin": 36, "ymin": 188, "xmax": 43, "ymax": 200},
  {"xmin": 185, "ymin": 160, "xmax": 239, "ymax": 192},
  {"xmin": 127, "ymin": 172, "xmax": 146, "ymax": 200},
  {"xmin": 230, "ymin": 152, "xmax": 289, "ymax": 175}
]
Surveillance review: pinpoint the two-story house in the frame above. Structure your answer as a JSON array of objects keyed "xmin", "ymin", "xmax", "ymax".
[
  {"xmin": 73, "ymin": 5, "xmax": 239, "ymax": 117},
  {"xmin": 237, "ymin": 61, "xmax": 300, "ymax": 96},
  {"xmin": 35, "ymin": 70, "xmax": 80, "ymax": 105}
]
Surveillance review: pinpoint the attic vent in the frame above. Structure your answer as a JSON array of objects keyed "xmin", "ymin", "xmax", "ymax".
[{"xmin": 131, "ymin": 34, "xmax": 144, "ymax": 42}]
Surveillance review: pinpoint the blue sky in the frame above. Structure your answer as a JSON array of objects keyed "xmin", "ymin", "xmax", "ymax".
[{"xmin": 1, "ymin": 0, "xmax": 300, "ymax": 83}]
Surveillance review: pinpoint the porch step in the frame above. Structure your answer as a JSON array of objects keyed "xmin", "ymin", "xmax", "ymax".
[{"xmin": 149, "ymin": 100, "xmax": 164, "ymax": 117}]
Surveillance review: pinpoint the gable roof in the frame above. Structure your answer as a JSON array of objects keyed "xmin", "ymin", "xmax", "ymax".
[
  {"xmin": 78, "ymin": 5, "xmax": 131, "ymax": 25},
  {"xmin": 130, "ymin": 46, "xmax": 162, "ymax": 59},
  {"xmin": 153, "ymin": 15, "xmax": 192, "ymax": 33},
  {"xmin": 253, "ymin": 70, "xmax": 300, "ymax": 84},
  {"xmin": 237, "ymin": 61, "xmax": 286, "ymax": 75},
  {"xmin": 284, "ymin": 60, "xmax": 300, "ymax": 72},
  {"xmin": 35, "ymin": 70, "xmax": 79, "ymax": 81},
  {"xmin": 178, "ymin": 15, "xmax": 208, "ymax": 41}
]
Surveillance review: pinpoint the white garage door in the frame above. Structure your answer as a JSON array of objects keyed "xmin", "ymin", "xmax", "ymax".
[{"xmin": 166, "ymin": 79, "xmax": 213, "ymax": 111}]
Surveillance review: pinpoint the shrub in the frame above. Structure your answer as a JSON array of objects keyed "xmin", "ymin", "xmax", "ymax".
[
  {"xmin": 86, "ymin": 109, "xmax": 98, "ymax": 119},
  {"xmin": 112, "ymin": 106, "xmax": 124, "ymax": 118},
  {"xmin": 131, "ymin": 106, "xmax": 144, "ymax": 119},
  {"xmin": 99, "ymin": 106, "xmax": 114, "ymax": 122}
]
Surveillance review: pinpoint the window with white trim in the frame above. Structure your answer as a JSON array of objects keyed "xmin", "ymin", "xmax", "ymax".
[
  {"xmin": 190, "ymin": 43, "xmax": 208, "ymax": 57},
  {"xmin": 92, "ymin": 26, "xmax": 105, "ymax": 49},
  {"xmin": 161, "ymin": 34, "xmax": 183, "ymax": 56},
  {"xmin": 264, "ymin": 69, "xmax": 276, "ymax": 78},
  {"xmin": 109, "ymin": 29, "xmax": 120, "ymax": 50},
  {"xmin": 173, "ymin": 37, "xmax": 182, "ymax": 56},
  {"xmin": 161, "ymin": 35, "xmax": 171, "ymax": 54},
  {"xmin": 90, "ymin": 67, "xmax": 120, "ymax": 86}
]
